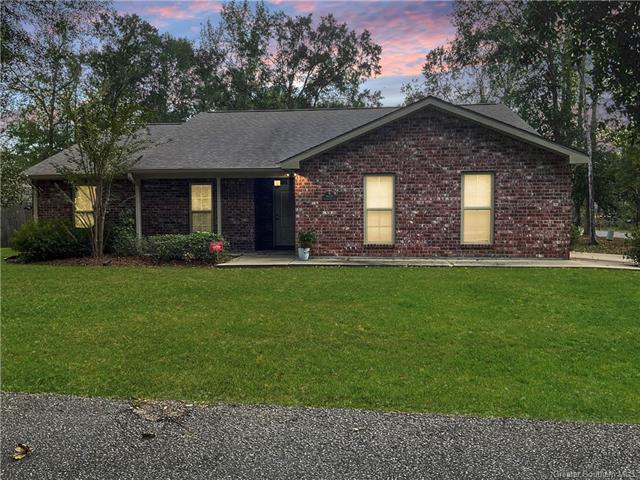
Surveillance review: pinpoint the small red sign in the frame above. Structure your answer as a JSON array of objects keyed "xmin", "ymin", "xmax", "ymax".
[{"xmin": 209, "ymin": 241, "xmax": 224, "ymax": 252}]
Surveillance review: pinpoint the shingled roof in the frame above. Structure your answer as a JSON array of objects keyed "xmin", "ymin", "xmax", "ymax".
[{"xmin": 25, "ymin": 97, "xmax": 586, "ymax": 178}]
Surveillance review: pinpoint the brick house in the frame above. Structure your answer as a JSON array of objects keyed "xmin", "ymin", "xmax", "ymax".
[{"xmin": 25, "ymin": 96, "xmax": 588, "ymax": 258}]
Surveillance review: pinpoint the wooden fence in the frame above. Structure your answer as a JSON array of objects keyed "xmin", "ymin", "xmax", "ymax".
[{"xmin": 1, "ymin": 204, "xmax": 31, "ymax": 247}]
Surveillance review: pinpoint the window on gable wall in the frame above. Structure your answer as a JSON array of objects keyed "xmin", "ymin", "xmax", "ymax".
[
  {"xmin": 364, "ymin": 175, "xmax": 395, "ymax": 244},
  {"xmin": 461, "ymin": 173, "xmax": 494, "ymax": 244}
]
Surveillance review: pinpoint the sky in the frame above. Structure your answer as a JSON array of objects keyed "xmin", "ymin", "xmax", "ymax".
[{"xmin": 114, "ymin": 0, "xmax": 455, "ymax": 106}]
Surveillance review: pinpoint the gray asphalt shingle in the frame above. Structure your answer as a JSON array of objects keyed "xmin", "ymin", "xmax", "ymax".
[{"xmin": 24, "ymin": 103, "xmax": 538, "ymax": 177}]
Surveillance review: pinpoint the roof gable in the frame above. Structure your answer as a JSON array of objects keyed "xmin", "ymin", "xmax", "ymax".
[{"xmin": 279, "ymin": 97, "xmax": 588, "ymax": 168}]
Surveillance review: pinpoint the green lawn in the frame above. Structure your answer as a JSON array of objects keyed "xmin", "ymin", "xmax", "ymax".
[{"xmin": 2, "ymin": 248, "xmax": 639, "ymax": 423}]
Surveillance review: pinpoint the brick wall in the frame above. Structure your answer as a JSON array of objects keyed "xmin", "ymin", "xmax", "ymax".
[
  {"xmin": 35, "ymin": 179, "xmax": 134, "ymax": 225},
  {"xmin": 221, "ymin": 178, "xmax": 255, "ymax": 251},
  {"xmin": 140, "ymin": 178, "xmax": 255, "ymax": 251},
  {"xmin": 36, "ymin": 178, "xmax": 255, "ymax": 252},
  {"xmin": 34, "ymin": 180, "xmax": 72, "ymax": 220},
  {"xmin": 141, "ymin": 179, "xmax": 192, "ymax": 235},
  {"xmin": 295, "ymin": 107, "xmax": 572, "ymax": 258}
]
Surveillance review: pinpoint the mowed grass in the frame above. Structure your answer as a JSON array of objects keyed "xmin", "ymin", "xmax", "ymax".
[{"xmin": 1, "ymin": 249, "xmax": 639, "ymax": 423}]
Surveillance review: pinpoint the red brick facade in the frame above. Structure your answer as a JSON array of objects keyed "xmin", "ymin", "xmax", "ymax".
[
  {"xmin": 33, "ymin": 107, "xmax": 572, "ymax": 258},
  {"xmin": 34, "ymin": 179, "xmax": 135, "ymax": 225},
  {"xmin": 294, "ymin": 107, "xmax": 572, "ymax": 258},
  {"xmin": 140, "ymin": 178, "xmax": 255, "ymax": 251}
]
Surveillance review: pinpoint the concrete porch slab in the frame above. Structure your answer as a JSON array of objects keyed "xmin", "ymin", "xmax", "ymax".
[{"xmin": 218, "ymin": 252, "xmax": 638, "ymax": 270}]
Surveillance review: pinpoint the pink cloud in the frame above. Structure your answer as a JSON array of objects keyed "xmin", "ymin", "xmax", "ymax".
[
  {"xmin": 144, "ymin": 4, "xmax": 196, "ymax": 20},
  {"xmin": 189, "ymin": 1, "xmax": 223, "ymax": 13},
  {"xmin": 142, "ymin": 1, "xmax": 222, "ymax": 21},
  {"xmin": 270, "ymin": 1, "xmax": 454, "ymax": 76}
]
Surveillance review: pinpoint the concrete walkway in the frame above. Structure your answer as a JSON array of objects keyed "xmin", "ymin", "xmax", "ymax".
[
  {"xmin": 2, "ymin": 392, "xmax": 639, "ymax": 480},
  {"xmin": 219, "ymin": 251, "xmax": 638, "ymax": 270}
]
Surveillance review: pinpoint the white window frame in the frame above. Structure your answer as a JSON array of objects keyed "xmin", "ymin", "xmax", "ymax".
[
  {"xmin": 461, "ymin": 172, "xmax": 495, "ymax": 245},
  {"xmin": 364, "ymin": 174, "xmax": 395, "ymax": 245},
  {"xmin": 189, "ymin": 183, "xmax": 213, "ymax": 233}
]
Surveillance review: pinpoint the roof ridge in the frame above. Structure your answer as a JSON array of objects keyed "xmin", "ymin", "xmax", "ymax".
[
  {"xmin": 197, "ymin": 106, "xmax": 399, "ymax": 114},
  {"xmin": 459, "ymin": 102, "xmax": 501, "ymax": 106}
]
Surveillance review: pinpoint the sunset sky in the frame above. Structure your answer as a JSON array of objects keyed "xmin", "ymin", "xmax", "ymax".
[{"xmin": 114, "ymin": 0, "xmax": 455, "ymax": 106}]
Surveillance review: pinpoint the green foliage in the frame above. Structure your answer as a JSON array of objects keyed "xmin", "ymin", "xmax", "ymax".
[
  {"xmin": 570, "ymin": 224, "xmax": 582, "ymax": 248},
  {"xmin": 10, "ymin": 218, "xmax": 89, "ymax": 261},
  {"xmin": 298, "ymin": 229, "xmax": 318, "ymax": 248},
  {"xmin": 2, "ymin": 1, "xmax": 100, "ymax": 168},
  {"xmin": 106, "ymin": 209, "xmax": 138, "ymax": 257},
  {"xmin": 0, "ymin": 150, "xmax": 29, "ymax": 208},
  {"xmin": 58, "ymin": 87, "xmax": 148, "ymax": 258},
  {"xmin": 624, "ymin": 228, "xmax": 640, "ymax": 266},
  {"xmin": 142, "ymin": 232, "xmax": 226, "ymax": 263},
  {"xmin": 197, "ymin": 0, "xmax": 382, "ymax": 110}
]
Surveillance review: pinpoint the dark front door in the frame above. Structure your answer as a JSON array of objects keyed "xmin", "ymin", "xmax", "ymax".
[{"xmin": 273, "ymin": 179, "xmax": 294, "ymax": 247}]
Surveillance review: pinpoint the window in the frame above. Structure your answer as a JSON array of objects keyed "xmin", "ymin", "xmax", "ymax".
[
  {"xmin": 364, "ymin": 175, "xmax": 394, "ymax": 244},
  {"xmin": 190, "ymin": 184, "xmax": 213, "ymax": 232},
  {"xmin": 461, "ymin": 173, "xmax": 494, "ymax": 244},
  {"xmin": 74, "ymin": 185, "xmax": 95, "ymax": 228}
]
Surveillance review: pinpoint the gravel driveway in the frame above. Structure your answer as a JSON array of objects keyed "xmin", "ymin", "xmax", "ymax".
[{"xmin": 1, "ymin": 392, "xmax": 638, "ymax": 479}]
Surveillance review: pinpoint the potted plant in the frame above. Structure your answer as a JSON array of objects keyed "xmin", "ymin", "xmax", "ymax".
[{"xmin": 297, "ymin": 229, "xmax": 318, "ymax": 261}]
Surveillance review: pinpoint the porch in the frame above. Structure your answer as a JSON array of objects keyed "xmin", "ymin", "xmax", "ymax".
[{"xmin": 133, "ymin": 174, "xmax": 295, "ymax": 253}]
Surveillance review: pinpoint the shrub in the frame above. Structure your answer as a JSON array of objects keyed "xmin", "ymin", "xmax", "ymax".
[
  {"xmin": 106, "ymin": 209, "xmax": 138, "ymax": 256},
  {"xmin": 298, "ymin": 229, "xmax": 318, "ymax": 248},
  {"xmin": 570, "ymin": 224, "xmax": 582, "ymax": 248},
  {"xmin": 624, "ymin": 227, "xmax": 640, "ymax": 266},
  {"xmin": 142, "ymin": 232, "xmax": 226, "ymax": 263},
  {"xmin": 11, "ymin": 218, "xmax": 90, "ymax": 261}
]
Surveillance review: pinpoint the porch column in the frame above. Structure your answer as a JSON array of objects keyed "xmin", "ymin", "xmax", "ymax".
[
  {"xmin": 135, "ymin": 178, "xmax": 142, "ymax": 239},
  {"xmin": 216, "ymin": 177, "xmax": 222, "ymax": 235}
]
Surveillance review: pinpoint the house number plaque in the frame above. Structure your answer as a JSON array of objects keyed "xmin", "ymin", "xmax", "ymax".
[{"xmin": 322, "ymin": 192, "xmax": 338, "ymax": 201}]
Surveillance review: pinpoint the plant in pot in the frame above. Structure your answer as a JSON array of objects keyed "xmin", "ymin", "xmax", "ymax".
[{"xmin": 297, "ymin": 229, "xmax": 318, "ymax": 261}]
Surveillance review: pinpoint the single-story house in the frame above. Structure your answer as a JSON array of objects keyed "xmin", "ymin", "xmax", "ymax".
[{"xmin": 25, "ymin": 96, "xmax": 588, "ymax": 258}]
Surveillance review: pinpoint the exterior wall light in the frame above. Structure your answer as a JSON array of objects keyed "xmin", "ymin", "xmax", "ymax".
[{"xmin": 273, "ymin": 179, "xmax": 281, "ymax": 187}]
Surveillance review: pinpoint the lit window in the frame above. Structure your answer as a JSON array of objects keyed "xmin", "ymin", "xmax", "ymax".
[
  {"xmin": 365, "ymin": 175, "xmax": 394, "ymax": 244},
  {"xmin": 462, "ymin": 173, "xmax": 494, "ymax": 244},
  {"xmin": 190, "ymin": 184, "xmax": 212, "ymax": 232},
  {"xmin": 74, "ymin": 185, "xmax": 95, "ymax": 228}
]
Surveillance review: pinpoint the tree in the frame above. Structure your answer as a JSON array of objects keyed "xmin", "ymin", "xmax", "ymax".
[
  {"xmin": 196, "ymin": 0, "xmax": 382, "ymax": 110},
  {"xmin": 85, "ymin": 13, "xmax": 159, "ymax": 110},
  {"xmin": 615, "ymin": 130, "xmax": 640, "ymax": 225},
  {"xmin": 2, "ymin": 1, "xmax": 104, "ymax": 164},
  {"xmin": 85, "ymin": 12, "xmax": 199, "ymax": 123},
  {"xmin": 1, "ymin": 1, "xmax": 104, "ymax": 208},
  {"xmin": 0, "ymin": 151, "xmax": 29, "ymax": 208},
  {"xmin": 404, "ymin": 0, "xmax": 639, "ymax": 240},
  {"xmin": 57, "ymin": 89, "xmax": 148, "ymax": 258},
  {"xmin": 144, "ymin": 35, "xmax": 199, "ymax": 122},
  {"xmin": 197, "ymin": 1, "xmax": 273, "ymax": 110},
  {"xmin": 271, "ymin": 12, "xmax": 382, "ymax": 108}
]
